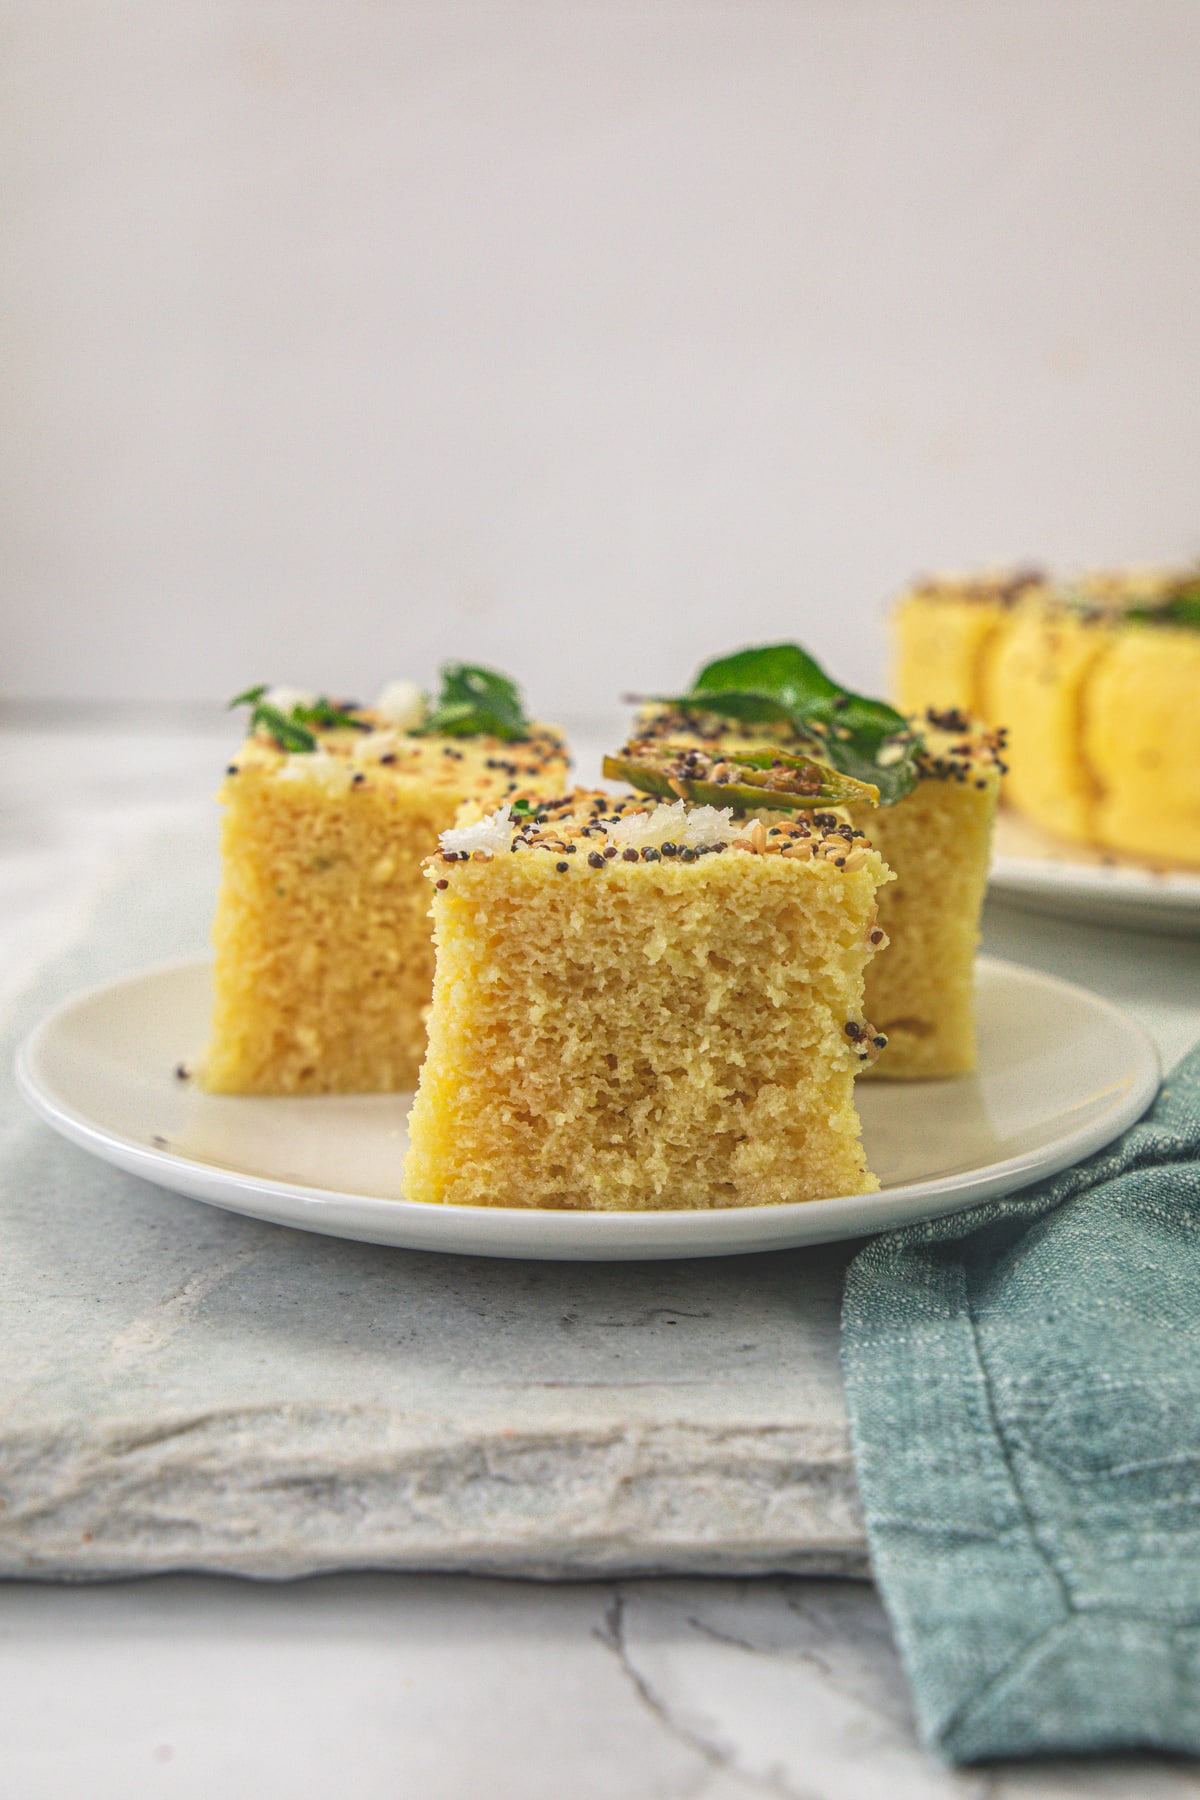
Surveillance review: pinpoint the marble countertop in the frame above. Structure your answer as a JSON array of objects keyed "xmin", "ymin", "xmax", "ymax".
[{"xmin": 3, "ymin": 716, "xmax": 1198, "ymax": 1800}]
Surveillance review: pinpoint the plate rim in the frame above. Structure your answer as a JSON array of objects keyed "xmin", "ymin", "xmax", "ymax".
[
  {"xmin": 989, "ymin": 815, "xmax": 1200, "ymax": 911},
  {"xmin": 15, "ymin": 954, "xmax": 1162, "ymax": 1259}
]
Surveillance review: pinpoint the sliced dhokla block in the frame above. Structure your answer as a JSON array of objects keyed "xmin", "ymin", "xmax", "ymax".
[
  {"xmin": 891, "ymin": 564, "xmax": 1200, "ymax": 868},
  {"xmin": 1084, "ymin": 620, "xmax": 1200, "ymax": 868},
  {"xmin": 403, "ymin": 794, "xmax": 892, "ymax": 1211},
  {"xmin": 892, "ymin": 567, "xmax": 1047, "ymax": 722},
  {"xmin": 203, "ymin": 676, "xmax": 570, "ymax": 1095},
  {"xmin": 845, "ymin": 713, "xmax": 1001, "ymax": 1078},
  {"xmin": 625, "ymin": 684, "xmax": 1001, "ymax": 1078},
  {"xmin": 985, "ymin": 599, "xmax": 1112, "ymax": 846},
  {"xmin": 994, "ymin": 572, "xmax": 1200, "ymax": 867}
]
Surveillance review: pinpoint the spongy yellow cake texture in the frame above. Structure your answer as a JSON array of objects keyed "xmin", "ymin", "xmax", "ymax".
[
  {"xmin": 629, "ymin": 704, "xmax": 1000, "ymax": 1079},
  {"xmin": 986, "ymin": 602, "xmax": 1110, "ymax": 844},
  {"xmin": 404, "ymin": 794, "xmax": 891, "ymax": 1211},
  {"xmin": 893, "ymin": 570, "xmax": 1046, "ymax": 720},
  {"xmin": 892, "ymin": 568, "xmax": 1200, "ymax": 867},
  {"xmin": 847, "ymin": 720, "xmax": 999, "ymax": 1079},
  {"xmin": 1085, "ymin": 628, "xmax": 1200, "ymax": 866},
  {"xmin": 203, "ymin": 721, "xmax": 570, "ymax": 1095}
]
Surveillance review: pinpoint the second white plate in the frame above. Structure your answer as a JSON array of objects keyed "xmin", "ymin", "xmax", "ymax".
[
  {"xmin": 990, "ymin": 811, "xmax": 1200, "ymax": 935},
  {"xmin": 17, "ymin": 956, "xmax": 1158, "ymax": 1261}
]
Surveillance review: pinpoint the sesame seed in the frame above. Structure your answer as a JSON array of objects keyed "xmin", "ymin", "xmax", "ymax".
[
  {"xmin": 622, "ymin": 848, "xmax": 639, "ymax": 862},
  {"xmin": 556, "ymin": 861, "xmax": 568, "ymax": 873},
  {"xmin": 435, "ymin": 878, "xmax": 449, "ymax": 890},
  {"xmin": 587, "ymin": 850, "xmax": 605, "ymax": 868}
]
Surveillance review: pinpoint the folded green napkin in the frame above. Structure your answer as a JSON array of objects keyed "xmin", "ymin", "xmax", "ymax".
[{"xmin": 842, "ymin": 1039, "xmax": 1200, "ymax": 1763}]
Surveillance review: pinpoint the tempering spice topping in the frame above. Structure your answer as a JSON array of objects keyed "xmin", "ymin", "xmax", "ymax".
[
  {"xmin": 845, "ymin": 1018, "xmax": 888, "ymax": 1065},
  {"xmin": 916, "ymin": 713, "xmax": 1008, "ymax": 784},
  {"xmin": 431, "ymin": 791, "xmax": 882, "ymax": 875},
  {"xmin": 909, "ymin": 567, "xmax": 1046, "ymax": 608}
]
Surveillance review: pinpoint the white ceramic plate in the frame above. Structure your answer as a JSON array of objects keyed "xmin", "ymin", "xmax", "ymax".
[
  {"xmin": 990, "ymin": 811, "xmax": 1200, "ymax": 936},
  {"xmin": 17, "ymin": 956, "xmax": 1158, "ymax": 1261}
]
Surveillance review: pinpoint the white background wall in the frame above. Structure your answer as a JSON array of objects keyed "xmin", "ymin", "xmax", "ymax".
[{"xmin": 4, "ymin": 0, "xmax": 1199, "ymax": 716}]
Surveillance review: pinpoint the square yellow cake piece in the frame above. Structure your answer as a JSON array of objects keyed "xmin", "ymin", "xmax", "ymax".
[
  {"xmin": 203, "ymin": 711, "xmax": 570, "ymax": 1095},
  {"xmin": 892, "ymin": 567, "xmax": 1047, "ymax": 722},
  {"xmin": 1085, "ymin": 624, "xmax": 1200, "ymax": 868},
  {"xmin": 891, "ymin": 564, "xmax": 1200, "ymax": 868},
  {"xmin": 624, "ymin": 703, "xmax": 1001, "ymax": 1079},
  {"xmin": 846, "ymin": 712, "xmax": 1001, "ymax": 1079},
  {"xmin": 404, "ymin": 794, "xmax": 893, "ymax": 1212}
]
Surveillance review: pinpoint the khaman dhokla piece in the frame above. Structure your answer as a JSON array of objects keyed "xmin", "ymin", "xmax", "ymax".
[
  {"xmin": 202, "ymin": 668, "xmax": 570, "ymax": 1095},
  {"xmin": 622, "ymin": 643, "xmax": 1001, "ymax": 1078},
  {"xmin": 403, "ymin": 789, "xmax": 892, "ymax": 1210},
  {"xmin": 893, "ymin": 566, "xmax": 1200, "ymax": 869}
]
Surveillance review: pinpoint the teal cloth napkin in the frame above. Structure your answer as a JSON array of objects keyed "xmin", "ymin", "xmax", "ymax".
[{"xmin": 842, "ymin": 1039, "xmax": 1200, "ymax": 1763}]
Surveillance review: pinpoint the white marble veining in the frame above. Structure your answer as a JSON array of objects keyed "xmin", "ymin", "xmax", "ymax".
[
  {"xmin": 2, "ymin": 719, "xmax": 1198, "ymax": 1798},
  {"xmin": 4, "ymin": 1574, "xmax": 1200, "ymax": 1800}
]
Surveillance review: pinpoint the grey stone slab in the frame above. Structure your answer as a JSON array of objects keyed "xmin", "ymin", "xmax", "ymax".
[{"xmin": 1, "ymin": 821, "xmax": 865, "ymax": 1580}]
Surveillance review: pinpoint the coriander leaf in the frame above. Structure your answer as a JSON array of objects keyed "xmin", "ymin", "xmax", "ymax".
[
  {"xmin": 229, "ymin": 685, "xmax": 368, "ymax": 751},
  {"xmin": 294, "ymin": 697, "xmax": 370, "ymax": 732},
  {"xmin": 651, "ymin": 641, "xmax": 921, "ymax": 805},
  {"xmin": 253, "ymin": 703, "xmax": 317, "ymax": 753},
  {"xmin": 418, "ymin": 662, "xmax": 529, "ymax": 741}
]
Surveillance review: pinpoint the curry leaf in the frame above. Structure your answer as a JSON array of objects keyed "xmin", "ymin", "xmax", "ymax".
[
  {"xmin": 604, "ymin": 742, "xmax": 879, "ymax": 812},
  {"xmin": 419, "ymin": 663, "xmax": 530, "ymax": 741},
  {"xmin": 652, "ymin": 642, "xmax": 921, "ymax": 805}
]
